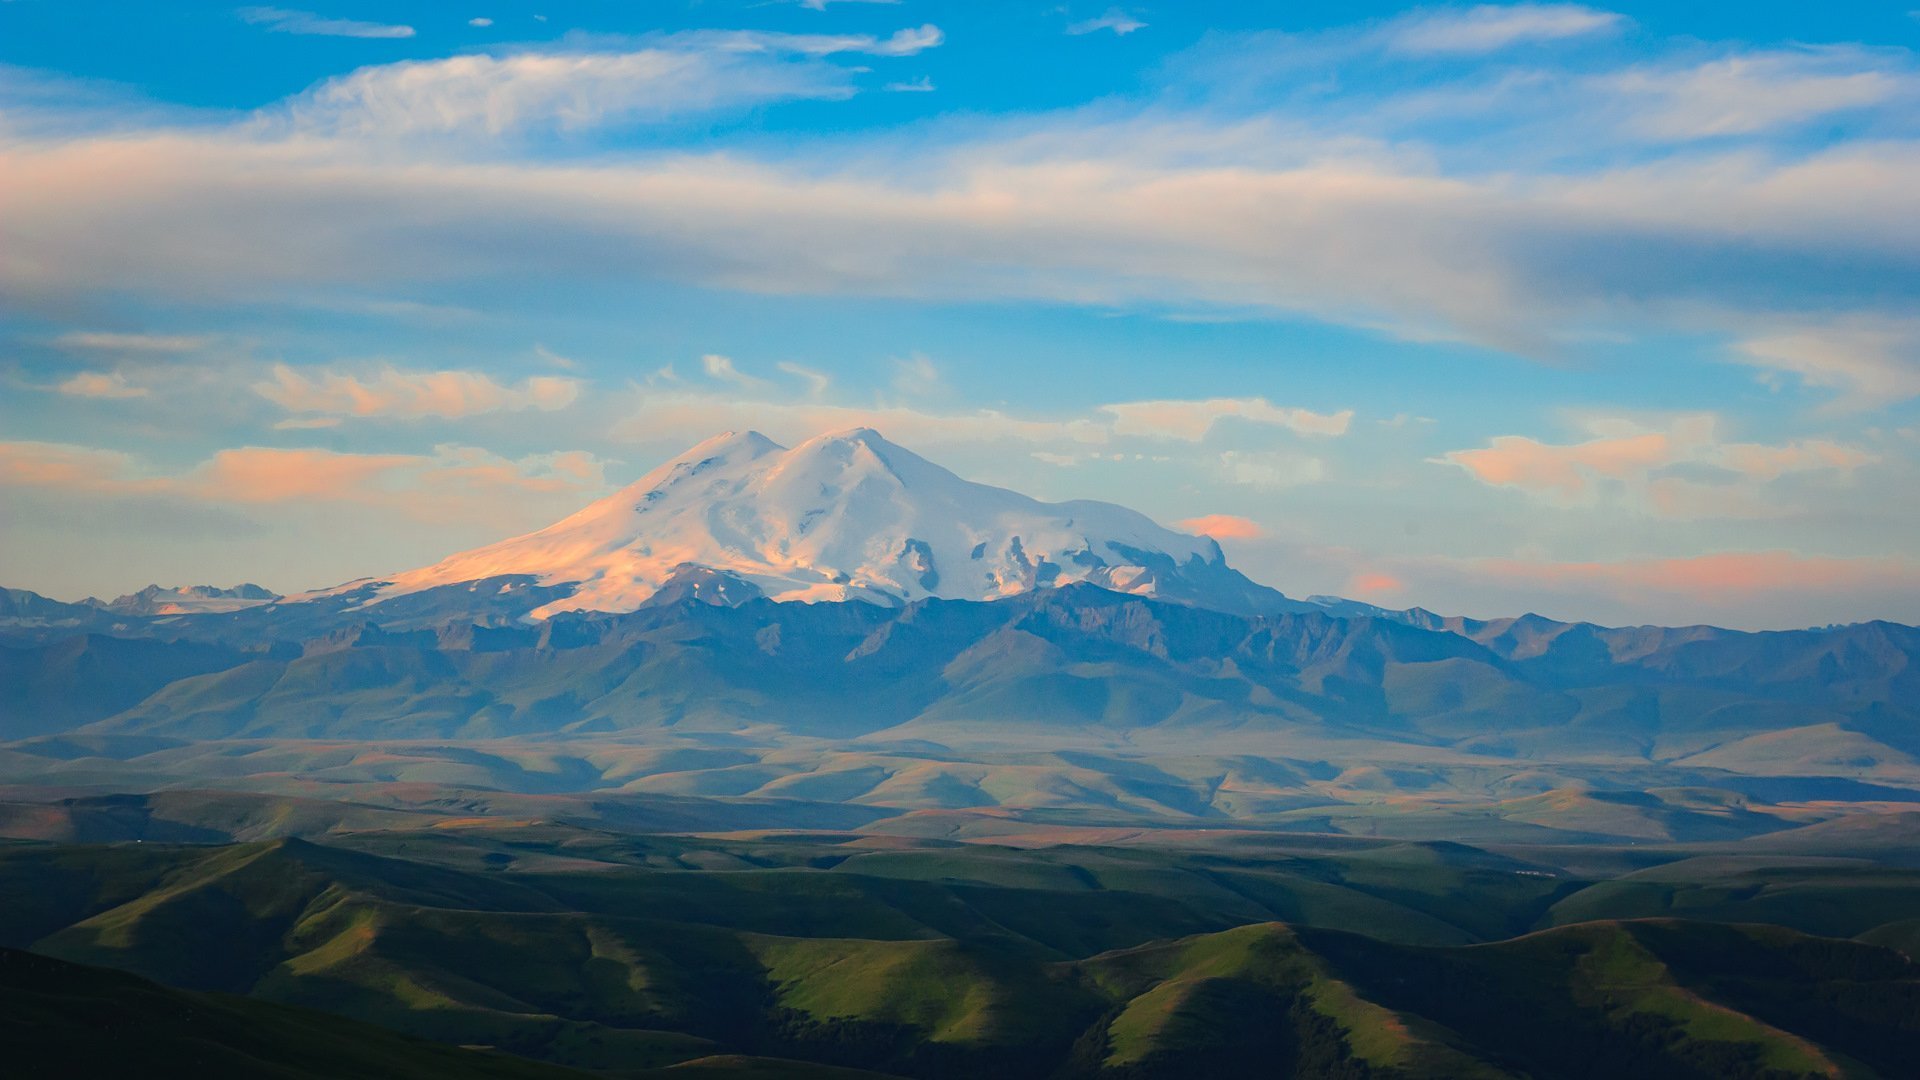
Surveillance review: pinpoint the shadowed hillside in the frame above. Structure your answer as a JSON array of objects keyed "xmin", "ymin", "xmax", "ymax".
[{"xmin": 5, "ymin": 832, "xmax": 1920, "ymax": 1077}]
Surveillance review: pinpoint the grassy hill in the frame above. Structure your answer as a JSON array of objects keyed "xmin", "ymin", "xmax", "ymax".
[{"xmin": 5, "ymin": 833, "xmax": 1920, "ymax": 1077}]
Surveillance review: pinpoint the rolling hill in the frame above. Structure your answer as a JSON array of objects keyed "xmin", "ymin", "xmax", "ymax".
[{"xmin": 4, "ymin": 832, "xmax": 1918, "ymax": 1078}]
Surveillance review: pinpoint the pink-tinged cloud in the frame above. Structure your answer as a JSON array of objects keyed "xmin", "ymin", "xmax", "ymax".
[
  {"xmin": 0, "ymin": 440, "xmax": 608, "ymax": 523},
  {"xmin": 1348, "ymin": 572, "xmax": 1404, "ymax": 595},
  {"xmin": 54, "ymin": 372, "xmax": 148, "ymax": 399},
  {"xmin": 1716, "ymin": 439, "xmax": 1876, "ymax": 481},
  {"xmin": 1338, "ymin": 548, "xmax": 1920, "ymax": 628},
  {"xmin": 191, "ymin": 447, "xmax": 419, "ymax": 503},
  {"xmin": 1477, "ymin": 551, "xmax": 1920, "ymax": 600},
  {"xmin": 0, "ymin": 442, "xmax": 145, "ymax": 492},
  {"xmin": 1441, "ymin": 420, "xmax": 1879, "ymax": 518},
  {"xmin": 1443, "ymin": 432, "xmax": 1674, "ymax": 497},
  {"xmin": 254, "ymin": 364, "xmax": 580, "ymax": 420},
  {"xmin": 1178, "ymin": 514, "xmax": 1263, "ymax": 540}
]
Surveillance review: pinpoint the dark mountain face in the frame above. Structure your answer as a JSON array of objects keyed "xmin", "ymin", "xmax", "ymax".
[{"xmin": 1, "ymin": 584, "xmax": 1913, "ymax": 756}]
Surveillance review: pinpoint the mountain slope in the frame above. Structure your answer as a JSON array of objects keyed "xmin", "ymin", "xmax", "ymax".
[{"xmin": 339, "ymin": 428, "xmax": 1303, "ymax": 618}]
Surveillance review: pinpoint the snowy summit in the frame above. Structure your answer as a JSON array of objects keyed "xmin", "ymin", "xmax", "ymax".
[{"xmin": 364, "ymin": 428, "xmax": 1297, "ymax": 619}]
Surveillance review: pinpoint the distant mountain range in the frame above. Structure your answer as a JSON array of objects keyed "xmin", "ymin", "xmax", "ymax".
[
  {"xmin": 11, "ymin": 426, "xmax": 1902, "ymax": 637},
  {"xmin": 2, "ymin": 429, "xmax": 1915, "ymax": 820}
]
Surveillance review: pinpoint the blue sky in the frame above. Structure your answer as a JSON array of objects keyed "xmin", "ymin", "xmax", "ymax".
[{"xmin": 2, "ymin": 1, "xmax": 1918, "ymax": 628}]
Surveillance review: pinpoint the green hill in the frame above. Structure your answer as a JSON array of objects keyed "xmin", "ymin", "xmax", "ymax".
[{"xmin": 7, "ymin": 836, "xmax": 1920, "ymax": 1077}]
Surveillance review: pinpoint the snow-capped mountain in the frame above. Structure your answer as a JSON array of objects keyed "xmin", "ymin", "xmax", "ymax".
[
  {"xmin": 345, "ymin": 428, "xmax": 1307, "ymax": 619},
  {"xmin": 91, "ymin": 583, "xmax": 282, "ymax": 616}
]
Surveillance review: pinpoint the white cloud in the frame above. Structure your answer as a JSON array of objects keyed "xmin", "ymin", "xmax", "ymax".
[
  {"xmin": 885, "ymin": 76, "xmax": 935, "ymax": 93},
  {"xmin": 1101, "ymin": 398, "xmax": 1353, "ymax": 441},
  {"xmin": 793, "ymin": 0, "xmax": 900, "ymax": 8},
  {"xmin": 1733, "ymin": 319, "xmax": 1920, "ymax": 411},
  {"xmin": 253, "ymin": 364, "xmax": 582, "ymax": 420},
  {"xmin": 1602, "ymin": 49, "xmax": 1910, "ymax": 139},
  {"xmin": 861, "ymin": 25, "xmax": 944, "ymax": 57},
  {"xmin": 284, "ymin": 26, "xmax": 942, "ymax": 136},
  {"xmin": 469, "ymin": 17, "xmax": 494, "ymax": 28},
  {"xmin": 238, "ymin": 6, "xmax": 415, "ymax": 39},
  {"xmin": 53, "ymin": 331, "xmax": 210, "ymax": 353},
  {"xmin": 1380, "ymin": 4, "xmax": 1622, "ymax": 56},
  {"xmin": 1068, "ymin": 9, "xmax": 1146, "ymax": 36},
  {"xmin": 8, "ymin": 120, "xmax": 1915, "ymax": 366},
  {"xmin": 2, "ymin": 18, "xmax": 1914, "ymax": 401}
]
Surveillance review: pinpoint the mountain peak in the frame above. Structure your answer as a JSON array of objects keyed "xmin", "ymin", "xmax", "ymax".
[
  {"xmin": 95, "ymin": 583, "xmax": 282, "ymax": 616},
  {"xmin": 357, "ymin": 428, "xmax": 1301, "ymax": 619},
  {"xmin": 818, "ymin": 425, "xmax": 885, "ymax": 444},
  {"xmin": 788, "ymin": 425, "xmax": 895, "ymax": 463},
  {"xmin": 655, "ymin": 429, "xmax": 783, "ymax": 469}
]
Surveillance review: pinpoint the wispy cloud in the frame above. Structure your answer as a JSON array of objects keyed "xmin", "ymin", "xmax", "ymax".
[
  {"xmin": 54, "ymin": 371, "xmax": 148, "ymax": 399},
  {"xmin": 1443, "ymin": 429, "xmax": 1680, "ymax": 499},
  {"xmin": 238, "ymin": 6, "xmax": 415, "ymax": 39},
  {"xmin": 283, "ymin": 26, "xmax": 942, "ymax": 136},
  {"xmin": 1733, "ymin": 319, "xmax": 1920, "ymax": 412},
  {"xmin": 1102, "ymin": 398, "xmax": 1353, "ymax": 441},
  {"xmin": 1067, "ymin": 8, "xmax": 1146, "ymax": 36},
  {"xmin": 890, "ymin": 354, "xmax": 946, "ymax": 398},
  {"xmin": 53, "ymin": 331, "xmax": 210, "ymax": 353},
  {"xmin": 2, "ymin": 13, "xmax": 1913, "ymax": 423},
  {"xmin": 1379, "ymin": 4, "xmax": 1622, "ymax": 56},
  {"xmin": 533, "ymin": 344, "xmax": 578, "ymax": 370},
  {"xmin": 777, "ymin": 361, "xmax": 831, "ymax": 397},
  {"xmin": 1601, "ymin": 48, "xmax": 1910, "ymax": 139},
  {"xmin": 885, "ymin": 76, "xmax": 935, "ymax": 93},
  {"xmin": 700, "ymin": 353, "xmax": 770, "ymax": 390},
  {"xmin": 1439, "ymin": 415, "xmax": 1879, "ymax": 516},
  {"xmin": 253, "ymin": 364, "xmax": 582, "ymax": 420},
  {"xmin": 0, "ymin": 439, "xmax": 608, "ymax": 521},
  {"xmin": 9, "ymin": 117, "xmax": 1915, "ymax": 367}
]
